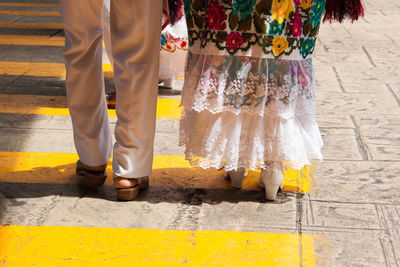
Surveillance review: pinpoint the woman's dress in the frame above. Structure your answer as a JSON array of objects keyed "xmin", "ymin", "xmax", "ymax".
[
  {"xmin": 102, "ymin": 0, "xmax": 188, "ymax": 86},
  {"xmin": 180, "ymin": 0, "xmax": 325, "ymax": 172}
]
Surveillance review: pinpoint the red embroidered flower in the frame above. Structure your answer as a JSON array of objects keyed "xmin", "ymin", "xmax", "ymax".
[
  {"xmin": 226, "ymin": 32, "xmax": 244, "ymax": 51},
  {"xmin": 293, "ymin": 0, "xmax": 300, "ymax": 8},
  {"xmin": 206, "ymin": 1, "xmax": 227, "ymax": 30},
  {"xmin": 290, "ymin": 11, "xmax": 302, "ymax": 37}
]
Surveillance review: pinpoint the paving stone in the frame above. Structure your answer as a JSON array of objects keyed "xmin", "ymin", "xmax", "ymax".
[
  {"xmin": 0, "ymin": 45, "xmax": 64, "ymax": 62},
  {"xmin": 377, "ymin": 204, "xmax": 400, "ymax": 265},
  {"xmin": 0, "ymin": 127, "xmax": 184, "ymax": 155},
  {"xmin": 0, "ymin": 183, "xmax": 294, "ymax": 232},
  {"xmin": 316, "ymin": 91, "xmax": 400, "ymax": 115},
  {"xmin": 304, "ymin": 201, "xmax": 381, "ymax": 230},
  {"xmin": 320, "ymin": 128, "xmax": 364, "ymax": 161},
  {"xmin": 354, "ymin": 115, "xmax": 400, "ymax": 138},
  {"xmin": 198, "ymin": 199, "xmax": 297, "ymax": 232},
  {"xmin": 364, "ymin": 136, "xmax": 400, "ymax": 161},
  {"xmin": 305, "ymin": 231, "xmax": 387, "ymax": 267},
  {"xmin": 315, "ymin": 65, "xmax": 342, "ymax": 92},
  {"xmin": 311, "ymin": 161, "xmax": 400, "ymax": 204},
  {"xmin": 316, "ymin": 115, "xmax": 354, "ymax": 129}
]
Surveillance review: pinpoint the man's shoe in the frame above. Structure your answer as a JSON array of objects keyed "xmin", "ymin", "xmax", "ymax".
[
  {"xmin": 114, "ymin": 176, "xmax": 149, "ymax": 201},
  {"xmin": 106, "ymin": 92, "xmax": 116, "ymax": 109},
  {"xmin": 76, "ymin": 160, "xmax": 107, "ymax": 187}
]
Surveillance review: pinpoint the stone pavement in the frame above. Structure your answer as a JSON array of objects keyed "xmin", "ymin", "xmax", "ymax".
[{"xmin": 0, "ymin": 0, "xmax": 399, "ymax": 266}]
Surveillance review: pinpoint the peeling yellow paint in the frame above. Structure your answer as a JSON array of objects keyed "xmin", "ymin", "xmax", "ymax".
[
  {"xmin": 0, "ymin": 3, "xmax": 59, "ymax": 7},
  {"xmin": 0, "ymin": 10, "xmax": 61, "ymax": 16},
  {"xmin": 0, "ymin": 152, "xmax": 311, "ymax": 193},
  {"xmin": 0, "ymin": 21, "xmax": 63, "ymax": 29},
  {"xmin": 0, "ymin": 62, "xmax": 113, "ymax": 77},
  {"xmin": 0, "ymin": 35, "xmax": 64, "ymax": 46},
  {"xmin": 0, "ymin": 225, "xmax": 317, "ymax": 266},
  {"xmin": 0, "ymin": 94, "xmax": 181, "ymax": 119}
]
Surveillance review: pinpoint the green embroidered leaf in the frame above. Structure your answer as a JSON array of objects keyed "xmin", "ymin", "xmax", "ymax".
[
  {"xmin": 216, "ymin": 31, "xmax": 228, "ymax": 43},
  {"xmin": 192, "ymin": 0, "xmax": 203, "ymax": 11},
  {"xmin": 242, "ymin": 33, "xmax": 253, "ymax": 42},
  {"xmin": 255, "ymin": 0, "xmax": 272, "ymax": 15},
  {"xmin": 238, "ymin": 15, "xmax": 252, "ymax": 32},
  {"xmin": 229, "ymin": 12, "xmax": 239, "ymax": 30},
  {"xmin": 309, "ymin": 24, "xmax": 320, "ymax": 37},
  {"xmin": 193, "ymin": 13, "xmax": 204, "ymax": 29},
  {"xmin": 186, "ymin": 15, "xmax": 194, "ymax": 29},
  {"xmin": 303, "ymin": 22, "xmax": 313, "ymax": 36},
  {"xmin": 286, "ymin": 37, "xmax": 296, "ymax": 46},
  {"xmin": 253, "ymin": 15, "xmax": 266, "ymax": 33}
]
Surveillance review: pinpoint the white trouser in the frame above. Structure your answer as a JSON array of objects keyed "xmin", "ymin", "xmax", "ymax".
[{"xmin": 60, "ymin": 0, "xmax": 162, "ymax": 178}]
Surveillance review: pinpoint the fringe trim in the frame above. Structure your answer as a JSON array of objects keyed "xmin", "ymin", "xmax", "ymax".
[{"xmin": 323, "ymin": 0, "xmax": 365, "ymax": 23}]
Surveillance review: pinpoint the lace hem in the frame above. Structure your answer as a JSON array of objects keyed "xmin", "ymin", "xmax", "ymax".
[{"xmin": 179, "ymin": 109, "xmax": 323, "ymax": 172}]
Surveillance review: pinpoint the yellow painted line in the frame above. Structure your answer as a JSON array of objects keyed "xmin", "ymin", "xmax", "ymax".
[
  {"xmin": 0, "ymin": 151, "xmax": 311, "ymax": 193},
  {"xmin": 0, "ymin": 10, "xmax": 61, "ymax": 16},
  {"xmin": 0, "ymin": 61, "xmax": 113, "ymax": 78},
  {"xmin": 0, "ymin": 21, "xmax": 63, "ymax": 29},
  {"xmin": 0, "ymin": 34, "xmax": 64, "ymax": 46},
  {"xmin": 0, "ymin": 3, "xmax": 59, "ymax": 7},
  {"xmin": 0, "ymin": 225, "xmax": 317, "ymax": 266},
  {"xmin": 0, "ymin": 94, "xmax": 182, "ymax": 119}
]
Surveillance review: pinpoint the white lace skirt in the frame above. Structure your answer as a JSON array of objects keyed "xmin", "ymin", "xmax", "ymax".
[{"xmin": 179, "ymin": 52, "xmax": 323, "ymax": 171}]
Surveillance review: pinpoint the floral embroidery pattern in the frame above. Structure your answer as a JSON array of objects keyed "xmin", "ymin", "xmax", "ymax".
[
  {"xmin": 186, "ymin": 0, "xmax": 326, "ymax": 59},
  {"xmin": 161, "ymin": 33, "xmax": 188, "ymax": 52}
]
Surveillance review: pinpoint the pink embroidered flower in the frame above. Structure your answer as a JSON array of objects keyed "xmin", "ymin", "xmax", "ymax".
[
  {"xmin": 226, "ymin": 32, "xmax": 244, "ymax": 52},
  {"xmin": 206, "ymin": 1, "xmax": 227, "ymax": 30},
  {"xmin": 290, "ymin": 11, "xmax": 302, "ymax": 37},
  {"xmin": 294, "ymin": 0, "xmax": 300, "ymax": 8}
]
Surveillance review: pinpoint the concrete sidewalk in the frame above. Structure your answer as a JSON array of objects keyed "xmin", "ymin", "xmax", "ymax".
[{"xmin": 0, "ymin": 0, "xmax": 399, "ymax": 266}]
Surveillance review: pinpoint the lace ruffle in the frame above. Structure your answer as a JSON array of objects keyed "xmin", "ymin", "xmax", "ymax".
[
  {"xmin": 181, "ymin": 52, "xmax": 316, "ymax": 120},
  {"xmin": 179, "ymin": 109, "xmax": 323, "ymax": 172}
]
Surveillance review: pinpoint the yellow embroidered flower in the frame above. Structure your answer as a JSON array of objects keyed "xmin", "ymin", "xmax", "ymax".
[
  {"xmin": 300, "ymin": 0, "xmax": 312, "ymax": 9},
  {"xmin": 272, "ymin": 36, "xmax": 289, "ymax": 55},
  {"xmin": 271, "ymin": 0, "xmax": 295, "ymax": 24}
]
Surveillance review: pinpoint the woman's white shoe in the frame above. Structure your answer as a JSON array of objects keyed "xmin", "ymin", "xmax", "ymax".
[
  {"xmin": 224, "ymin": 168, "xmax": 247, "ymax": 188},
  {"xmin": 260, "ymin": 168, "xmax": 284, "ymax": 201}
]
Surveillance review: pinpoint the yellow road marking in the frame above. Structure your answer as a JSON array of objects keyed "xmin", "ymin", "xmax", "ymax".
[
  {"xmin": 0, "ymin": 21, "xmax": 63, "ymax": 29},
  {"xmin": 0, "ymin": 225, "xmax": 317, "ymax": 266},
  {"xmin": 0, "ymin": 94, "xmax": 182, "ymax": 119},
  {"xmin": 0, "ymin": 10, "xmax": 60, "ymax": 16},
  {"xmin": 0, "ymin": 3, "xmax": 59, "ymax": 7},
  {"xmin": 0, "ymin": 152, "xmax": 311, "ymax": 193},
  {"xmin": 0, "ymin": 61, "xmax": 113, "ymax": 78},
  {"xmin": 0, "ymin": 35, "xmax": 64, "ymax": 46}
]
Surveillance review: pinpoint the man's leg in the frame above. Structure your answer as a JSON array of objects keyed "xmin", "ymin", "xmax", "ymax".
[
  {"xmin": 60, "ymin": 0, "xmax": 113, "ymax": 167},
  {"xmin": 110, "ymin": 0, "xmax": 162, "ymax": 178}
]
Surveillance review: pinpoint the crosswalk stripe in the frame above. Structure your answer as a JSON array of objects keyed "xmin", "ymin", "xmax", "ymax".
[
  {"xmin": 0, "ymin": 94, "xmax": 182, "ymax": 119},
  {"xmin": 0, "ymin": 3, "xmax": 59, "ymax": 7},
  {"xmin": 0, "ymin": 225, "xmax": 317, "ymax": 266},
  {"xmin": 0, "ymin": 35, "xmax": 64, "ymax": 46},
  {"xmin": 0, "ymin": 61, "xmax": 113, "ymax": 78},
  {"xmin": 0, "ymin": 21, "xmax": 63, "ymax": 29},
  {"xmin": 0, "ymin": 10, "xmax": 60, "ymax": 16},
  {"xmin": 0, "ymin": 151, "xmax": 311, "ymax": 193}
]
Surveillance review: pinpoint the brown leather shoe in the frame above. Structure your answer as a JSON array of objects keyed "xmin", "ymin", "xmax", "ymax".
[
  {"xmin": 114, "ymin": 176, "xmax": 149, "ymax": 201},
  {"xmin": 106, "ymin": 92, "xmax": 116, "ymax": 109},
  {"xmin": 76, "ymin": 160, "xmax": 107, "ymax": 187}
]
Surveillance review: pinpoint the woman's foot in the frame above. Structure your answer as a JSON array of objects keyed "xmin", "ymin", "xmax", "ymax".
[
  {"xmin": 162, "ymin": 78, "xmax": 175, "ymax": 89},
  {"xmin": 259, "ymin": 168, "xmax": 283, "ymax": 201},
  {"xmin": 114, "ymin": 177, "xmax": 149, "ymax": 201},
  {"xmin": 224, "ymin": 168, "xmax": 247, "ymax": 189}
]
